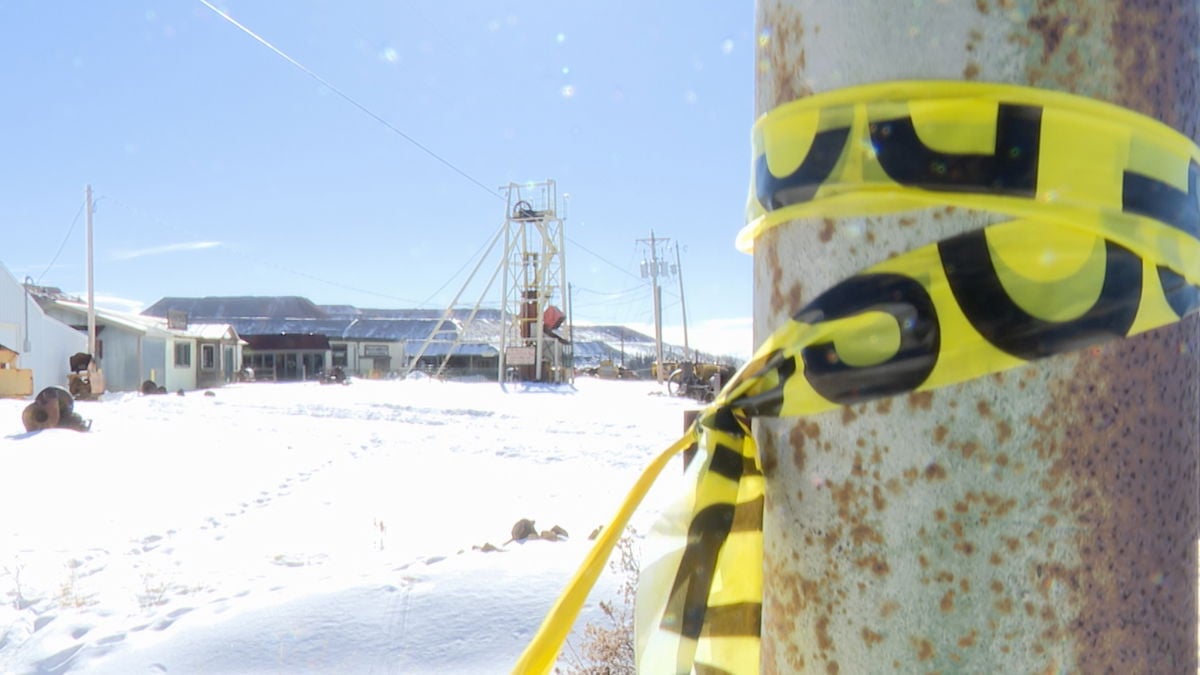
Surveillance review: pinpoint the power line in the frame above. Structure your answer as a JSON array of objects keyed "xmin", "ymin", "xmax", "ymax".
[
  {"xmin": 416, "ymin": 221, "xmax": 506, "ymax": 308},
  {"xmin": 568, "ymin": 237, "xmax": 643, "ymax": 282},
  {"xmin": 197, "ymin": 0, "xmax": 501, "ymax": 202},
  {"xmin": 37, "ymin": 200, "xmax": 85, "ymax": 284},
  {"xmin": 572, "ymin": 283, "xmax": 646, "ymax": 297},
  {"xmin": 196, "ymin": 2, "xmax": 647, "ymax": 309}
]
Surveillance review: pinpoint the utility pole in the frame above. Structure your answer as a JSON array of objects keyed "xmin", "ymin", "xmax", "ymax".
[
  {"xmin": 755, "ymin": 1, "xmax": 1199, "ymax": 672},
  {"xmin": 638, "ymin": 230, "xmax": 668, "ymax": 382},
  {"xmin": 85, "ymin": 184, "xmax": 96, "ymax": 358},
  {"xmin": 22, "ymin": 276, "xmax": 33, "ymax": 353},
  {"xmin": 674, "ymin": 241, "xmax": 689, "ymax": 362}
]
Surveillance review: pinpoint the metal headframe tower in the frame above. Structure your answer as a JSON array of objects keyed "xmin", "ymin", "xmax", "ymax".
[{"xmin": 498, "ymin": 180, "xmax": 571, "ymax": 383}]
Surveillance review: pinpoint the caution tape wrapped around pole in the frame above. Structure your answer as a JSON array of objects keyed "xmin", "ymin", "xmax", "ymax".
[{"xmin": 512, "ymin": 81, "xmax": 1200, "ymax": 675}]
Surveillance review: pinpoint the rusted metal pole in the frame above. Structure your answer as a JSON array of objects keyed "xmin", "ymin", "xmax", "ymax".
[{"xmin": 753, "ymin": 1, "xmax": 1199, "ymax": 672}]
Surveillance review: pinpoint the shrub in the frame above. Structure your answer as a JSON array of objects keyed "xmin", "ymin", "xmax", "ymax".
[{"xmin": 559, "ymin": 530, "xmax": 638, "ymax": 674}]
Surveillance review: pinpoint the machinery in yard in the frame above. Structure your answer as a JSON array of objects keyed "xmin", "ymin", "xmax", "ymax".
[{"xmin": 664, "ymin": 360, "xmax": 734, "ymax": 402}]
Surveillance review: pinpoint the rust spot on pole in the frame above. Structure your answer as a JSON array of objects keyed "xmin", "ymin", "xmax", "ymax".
[
  {"xmin": 996, "ymin": 421, "xmax": 1012, "ymax": 443},
  {"xmin": 788, "ymin": 424, "xmax": 810, "ymax": 474},
  {"xmin": 761, "ymin": 549, "xmax": 810, "ymax": 671},
  {"xmin": 756, "ymin": 0, "xmax": 815, "ymax": 112},
  {"xmin": 1026, "ymin": 13, "xmax": 1071, "ymax": 59},
  {"xmin": 857, "ymin": 554, "xmax": 891, "ymax": 577},
  {"xmin": 933, "ymin": 424, "xmax": 949, "ymax": 443},
  {"xmin": 939, "ymin": 589, "xmax": 956, "ymax": 612},
  {"xmin": 818, "ymin": 218, "xmax": 835, "ymax": 243},
  {"xmin": 841, "ymin": 406, "xmax": 858, "ymax": 425},
  {"xmin": 923, "ymin": 463, "xmax": 947, "ymax": 481},
  {"xmin": 1111, "ymin": 0, "xmax": 1200, "ymax": 140},
  {"xmin": 913, "ymin": 637, "xmax": 935, "ymax": 661},
  {"xmin": 760, "ymin": 426, "xmax": 780, "ymax": 477},
  {"xmin": 1040, "ymin": 319, "xmax": 1200, "ymax": 671},
  {"xmin": 815, "ymin": 614, "xmax": 834, "ymax": 651},
  {"xmin": 906, "ymin": 391, "xmax": 934, "ymax": 410},
  {"xmin": 871, "ymin": 485, "xmax": 886, "ymax": 511},
  {"xmin": 765, "ymin": 241, "xmax": 787, "ymax": 316},
  {"xmin": 958, "ymin": 629, "xmax": 978, "ymax": 647}
]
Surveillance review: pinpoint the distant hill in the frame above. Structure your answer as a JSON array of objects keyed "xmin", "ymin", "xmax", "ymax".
[
  {"xmin": 318, "ymin": 305, "xmax": 740, "ymax": 367},
  {"xmin": 568, "ymin": 324, "xmax": 741, "ymax": 371}
]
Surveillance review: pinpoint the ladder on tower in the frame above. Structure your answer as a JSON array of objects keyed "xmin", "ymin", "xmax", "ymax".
[{"xmin": 401, "ymin": 180, "xmax": 572, "ymax": 384}]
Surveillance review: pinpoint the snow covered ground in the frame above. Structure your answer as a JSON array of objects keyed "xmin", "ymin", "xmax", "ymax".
[{"xmin": 0, "ymin": 377, "xmax": 698, "ymax": 673}]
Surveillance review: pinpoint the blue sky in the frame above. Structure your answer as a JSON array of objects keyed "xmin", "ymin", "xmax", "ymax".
[{"xmin": 1, "ymin": 2, "xmax": 756, "ymax": 355}]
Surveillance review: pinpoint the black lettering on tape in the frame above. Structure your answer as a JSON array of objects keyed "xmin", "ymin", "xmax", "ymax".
[
  {"xmin": 1124, "ymin": 160, "xmax": 1200, "ymax": 318},
  {"xmin": 1122, "ymin": 159, "xmax": 1200, "ymax": 239},
  {"xmin": 872, "ymin": 103, "xmax": 1041, "ymax": 197},
  {"xmin": 796, "ymin": 273, "xmax": 940, "ymax": 405},
  {"xmin": 1157, "ymin": 266, "xmax": 1200, "ymax": 318},
  {"xmin": 755, "ymin": 124, "xmax": 851, "ymax": 211},
  {"xmin": 939, "ymin": 230, "xmax": 1142, "ymax": 360}
]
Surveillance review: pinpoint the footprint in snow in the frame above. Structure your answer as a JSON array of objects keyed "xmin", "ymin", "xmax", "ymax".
[{"xmin": 34, "ymin": 643, "xmax": 84, "ymax": 673}]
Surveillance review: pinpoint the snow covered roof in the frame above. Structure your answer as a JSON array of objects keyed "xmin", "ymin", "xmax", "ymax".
[
  {"xmin": 325, "ymin": 307, "xmax": 504, "ymax": 322},
  {"xmin": 406, "ymin": 341, "xmax": 498, "ymax": 358},
  {"xmin": 50, "ymin": 300, "xmax": 242, "ymax": 343},
  {"xmin": 343, "ymin": 319, "xmax": 455, "ymax": 341},
  {"xmin": 144, "ymin": 297, "xmax": 506, "ymax": 325},
  {"xmin": 48, "ymin": 300, "xmax": 173, "ymax": 337},
  {"xmin": 137, "ymin": 298, "xmax": 701, "ymax": 361},
  {"xmin": 220, "ymin": 318, "xmax": 455, "ymax": 342},
  {"xmin": 144, "ymin": 296, "xmax": 327, "ymax": 320},
  {"xmin": 178, "ymin": 323, "xmax": 241, "ymax": 341}
]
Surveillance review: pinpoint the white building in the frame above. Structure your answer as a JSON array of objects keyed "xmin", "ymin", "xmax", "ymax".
[
  {"xmin": 0, "ymin": 265, "xmax": 87, "ymax": 395},
  {"xmin": 36, "ymin": 298, "xmax": 243, "ymax": 394}
]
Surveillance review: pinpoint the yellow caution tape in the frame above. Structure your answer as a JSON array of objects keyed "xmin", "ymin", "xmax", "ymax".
[
  {"xmin": 634, "ymin": 409, "xmax": 762, "ymax": 674},
  {"xmin": 514, "ymin": 81, "xmax": 1200, "ymax": 674},
  {"xmin": 511, "ymin": 434, "xmax": 693, "ymax": 675},
  {"xmin": 740, "ymin": 81, "xmax": 1200, "ymax": 279}
]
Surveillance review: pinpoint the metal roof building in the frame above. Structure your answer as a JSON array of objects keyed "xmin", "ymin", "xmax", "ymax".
[{"xmin": 142, "ymin": 297, "xmax": 498, "ymax": 380}]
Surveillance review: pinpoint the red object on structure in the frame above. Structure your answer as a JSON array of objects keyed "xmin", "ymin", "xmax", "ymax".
[{"xmin": 543, "ymin": 305, "xmax": 565, "ymax": 331}]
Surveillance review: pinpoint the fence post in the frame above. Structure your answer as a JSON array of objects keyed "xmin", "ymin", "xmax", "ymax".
[{"xmin": 682, "ymin": 409, "xmax": 701, "ymax": 470}]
